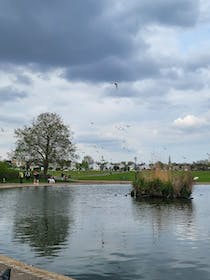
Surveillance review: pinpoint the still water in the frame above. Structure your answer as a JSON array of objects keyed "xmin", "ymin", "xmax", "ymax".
[{"xmin": 0, "ymin": 184, "xmax": 210, "ymax": 279}]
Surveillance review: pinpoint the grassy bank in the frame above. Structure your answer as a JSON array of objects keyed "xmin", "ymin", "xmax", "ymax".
[
  {"xmin": 50, "ymin": 170, "xmax": 210, "ymax": 183},
  {"xmin": 1, "ymin": 169, "xmax": 210, "ymax": 184},
  {"xmin": 71, "ymin": 171, "xmax": 134, "ymax": 181},
  {"xmin": 190, "ymin": 171, "xmax": 210, "ymax": 182}
]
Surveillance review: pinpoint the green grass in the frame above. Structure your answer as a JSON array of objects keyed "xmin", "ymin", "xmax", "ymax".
[
  {"xmin": 72, "ymin": 171, "xmax": 135, "ymax": 181},
  {"xmin": 50, "ymin": 170, "xmax": 135, "ymax": 181},
  {"xmin": 49, "ymin": 170, "xmax": 210, "ymax": 182},
  {"xmin": 191, "ymin": 171, "xmax": 210, "ymax": 182},
  {"xmin": 72, "ymin": 170, "xmax": 210, "ymax": 182},
  {"xmin": 1, "ymin": 169, "xmax": 210, "ymax": 184}
]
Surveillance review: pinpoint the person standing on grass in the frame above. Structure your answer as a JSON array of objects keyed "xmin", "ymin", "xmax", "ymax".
[
  {"xmin": 33, "ymin": 170, "xmax": 39, "ymax": 185},
  {"xmin": 19, "ymin": 171, "xmax": 24, "ymax": 183},
  {"xmin": 25, "ymin": 170, "xmax": 31, "ymax": 181}
]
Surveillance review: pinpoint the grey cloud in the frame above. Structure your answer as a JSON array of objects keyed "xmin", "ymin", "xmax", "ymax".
[
  {"xmin": 172, "ymin": 124, "xmax": 210, "ymax": 134},
  {"xmin": 160, "ymin": 69, "xmax": 206, "ymax": 91},
  {"xmin": 0, "ymin": 0, "xmax": 133, "ymax": 66},
  {"xmin": 102, "ymin": 74, "xmax": 195, "ymax": 99},
  {"xmin": 76, "ymin": 133, "xmax": 134, "ymax": 153},
  {"xmin": 76, "ymin": 134, "xmax": 122, "ymax": 147},
  {"xmin": 0, "ymin": 86, "xmax": 28, "ymax": 103},
  {"xmin": 102, "ymin": 81, "xmax": 161, "ymax": 99},
  {"xmin": 64, "ymin": 55, "xmax": 159, "ymax": 82},
  {"xmin": 133, "ymin": 0, "xmax": 199, "ymax": 27},
  {"xmin": 185, "ymin": 53, "xmax": 210, "ymax": 71},
  {"xmin": 15, "ymin": 73, "xmax": 32, "ymax": 85},
  {"xmin": 0, "ymin": 114, "xmax": 26, "ymax": 124},
  {"xmin": 0, "ymin": 0, "xmax": 200, "ymax": 83},
  {"xmin": 103, "ymin": 85, "xmax": 141, "ymax": 98}
]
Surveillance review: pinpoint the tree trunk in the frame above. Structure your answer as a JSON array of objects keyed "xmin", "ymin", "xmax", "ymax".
[{"xmin": 43, "ymin": 160, "xmax": 49, "ymax": 177}]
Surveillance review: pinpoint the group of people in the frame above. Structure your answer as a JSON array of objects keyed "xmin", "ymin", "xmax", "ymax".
[
  {"xmin": 18, "ymin": 170, "xmax": 31, "ymax": 183},
  {"xmin": 18, "ymin": 170, "xmax": 57, "ymax": 185},
  {"xmin": 18, "ymin": 170, "xmax": 39, "ymax": 184}
]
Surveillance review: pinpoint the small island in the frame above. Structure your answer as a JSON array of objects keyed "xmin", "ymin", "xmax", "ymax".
[{"xmin": 131, "ymin": 167, "xmax": 194, "ymax": 199}]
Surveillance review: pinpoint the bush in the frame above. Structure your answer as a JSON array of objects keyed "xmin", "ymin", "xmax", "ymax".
[
  {"xmin": 132, "ymin": 169, "xmax": 193, "ymax": 199},
  {"xmin": 0, "ymin": 161, "xmax": 19, "ymax": 182}
]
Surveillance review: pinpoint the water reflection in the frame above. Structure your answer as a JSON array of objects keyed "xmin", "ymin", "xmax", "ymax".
[
  {"xmin": 13, "ymin": 186, "xmax": 74, "ymax": 257},
  {"xmin": 132, "ymin": 198, "xmax": 194, "ymax": 241},
  {"xmin": 1, "ymin": 185, "xmax": 210, "ymax": 280}
]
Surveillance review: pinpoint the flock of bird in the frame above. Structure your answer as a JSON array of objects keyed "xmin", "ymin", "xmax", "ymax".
[{"xmin": 88, "ymin": 118, "xmax": 133, "ymax": 162}]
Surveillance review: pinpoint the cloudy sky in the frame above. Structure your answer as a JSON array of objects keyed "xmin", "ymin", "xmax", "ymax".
[{"xmin": 1, "ymin": 0, "xmax": 210, "ymax": 164}]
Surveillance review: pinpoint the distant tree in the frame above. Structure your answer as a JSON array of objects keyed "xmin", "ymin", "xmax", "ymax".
[
  {"xmin": 57, "ymin": 159, "xmax": 72, "ymax": 170},
  {"xmin": 81, "ymin": 160, "xmax": 89, "ymax": 170},
  {"xmin": 76, "ymin": 162, "xmax": 82, "ymax": 170},
  {"xmin": 81, "ymin": 155, "xmax": 94, "ymax": 170},
  {"xmin": 83, "ymin": 155, "xmax": 94, "ymax": 165},
  {"xmin": 13, "ymin": 112, "xmax": 76, "ymax": 176}
]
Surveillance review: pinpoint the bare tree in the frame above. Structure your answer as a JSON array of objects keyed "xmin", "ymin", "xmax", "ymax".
[{"xmin": 13, "ymin": 112, "xmax": 76, "ymax": 175}]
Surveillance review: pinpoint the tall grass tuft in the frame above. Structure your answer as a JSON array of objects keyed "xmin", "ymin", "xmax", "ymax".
[{"xmin": 132, "ymin": 167, "xmax": 194, "ymax": 199}]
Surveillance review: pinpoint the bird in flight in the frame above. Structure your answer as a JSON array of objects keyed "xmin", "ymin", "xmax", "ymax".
[{"xmin": 114, "ymin": 82, "xmax": 118, "ymax": 89}]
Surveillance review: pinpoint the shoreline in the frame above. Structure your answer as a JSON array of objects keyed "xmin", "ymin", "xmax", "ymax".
[
  {"xmin": 0, "ymin": 180, "xmax": 132, "ymax": 189},
  {"xmin": 0, "ymin": 180, "xmax": 209, "ymax": 190},
  {"xmin": 0, "ymin": 254, "xmax": 74, "ymax": 280}
]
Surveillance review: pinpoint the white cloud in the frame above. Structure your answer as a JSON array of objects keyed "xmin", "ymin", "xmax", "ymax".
[
  {"xmin": 173, "ymin": 114, "xmax": 207, "ymax": 129},
  {"xmin": 199, "ymin": 0, "xmax": 210, "ymax": 22}
]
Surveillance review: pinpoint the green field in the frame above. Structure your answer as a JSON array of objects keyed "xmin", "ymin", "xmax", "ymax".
[
  {"xmin": 1, "ymin": 169, "xmax": 210, "ymax": 184},
  {"xmin": 51, "ymin": 170, "xmax": 136, "ymax": 181},
  {"xmin": 191, "ymin": 171, "xmax": 210, "ymax": 182},
  {"xmin": 51, "ymin": 170, "xmax": 210, "ymax": 183}
]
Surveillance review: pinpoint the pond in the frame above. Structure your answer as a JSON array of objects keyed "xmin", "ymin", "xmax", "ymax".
[{"xmin": 0, "ymin": 184, "xmax": 210, "ymax": 280}]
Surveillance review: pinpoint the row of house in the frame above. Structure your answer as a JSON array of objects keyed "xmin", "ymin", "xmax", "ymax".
[
  {"xmin": 8, "ymin": 158, "xmax": 210, "ymax": 172},
  {"xmin": 10, "ymin": 158, "xmax": 146, "ymax": 171}
]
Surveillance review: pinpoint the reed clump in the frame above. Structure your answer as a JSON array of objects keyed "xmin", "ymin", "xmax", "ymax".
[{"xmin": 132, "ymin": 168, "xmax": 194, "ymax": 199}]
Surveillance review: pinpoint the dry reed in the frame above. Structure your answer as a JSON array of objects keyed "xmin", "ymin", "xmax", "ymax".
[{"xmin": 133, "ymin": 167, "xmax": 194, "ymax": 199}]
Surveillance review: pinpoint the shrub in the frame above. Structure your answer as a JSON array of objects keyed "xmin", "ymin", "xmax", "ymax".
[
  {"xmin": 133, "ymin": 169, "xmax": 193, "ymax": 199},
  {"xmin": 0, "ymin": 161, "xmax": 19, "ymax": 182}
]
